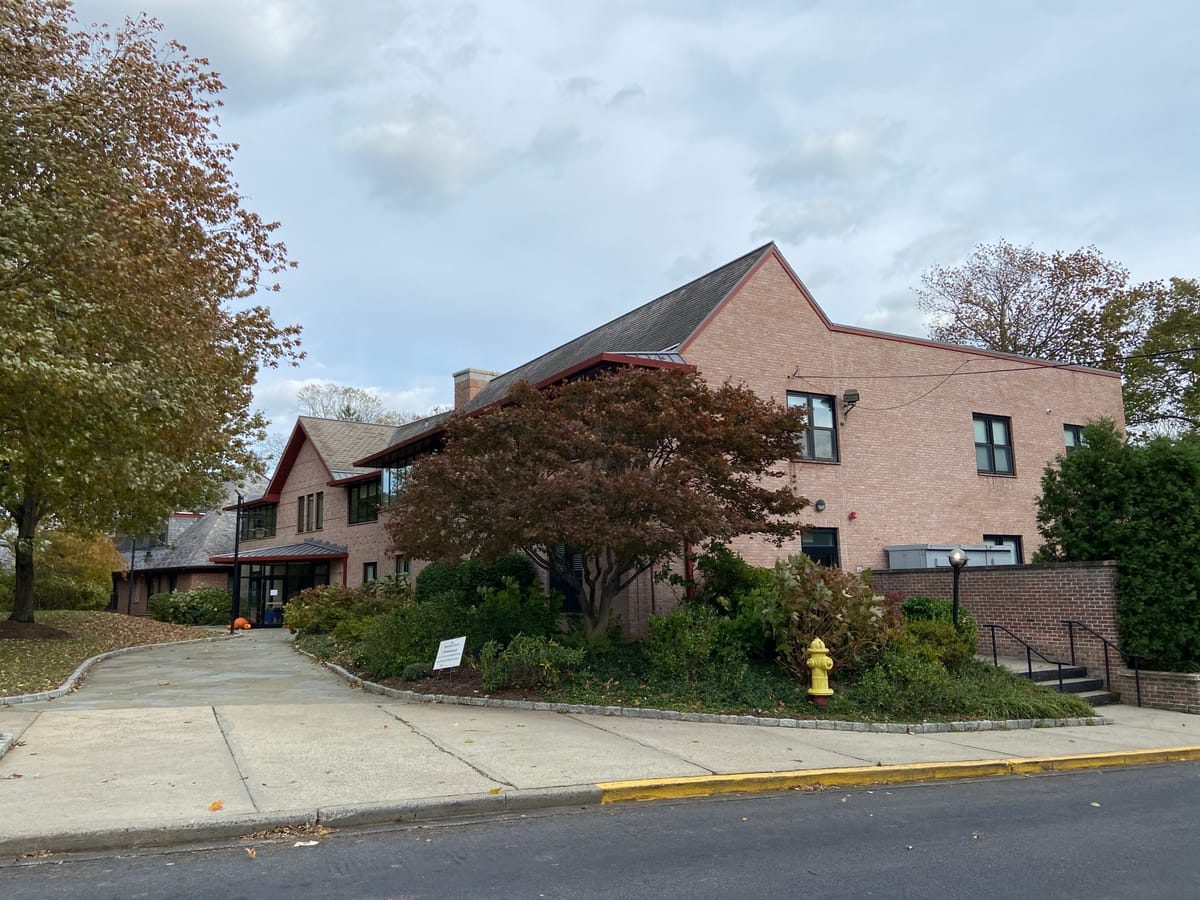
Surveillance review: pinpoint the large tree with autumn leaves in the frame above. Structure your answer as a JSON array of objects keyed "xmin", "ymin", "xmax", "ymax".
[
  {"xmin": 1, "ymin": 1, "xmax": 301, "ymax": 623},
  {"xmin": 386, "ymin": 367, "xmax": 810, "ymax": 638}
]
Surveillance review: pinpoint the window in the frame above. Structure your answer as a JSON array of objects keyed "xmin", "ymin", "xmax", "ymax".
[
  {"xmin": 395, "ymin": 557, "xmax": 410, "ymax": 576},
  {"xmin": 297, "ymin": 492, "xmax": 325, "ymax": 533},
  {"xmin": 801, "ymin": 528, "xmax": 840, "ymax": 567},
  {"xmin": 1064, "ymin": 424, "xmax": 1085, "ymax": 453},
  {"xmin": 787, "ymin": 392, "xmax": 838, "ymax": 462},
  {"xmin": 363, "ymin": 561, "xmax": 378, "ymax": 584},
  {"xmin": 973, "ymin": 414, "xmax": 1014, "ymax": 475},
  {"xmin": 348, "ymin": 480, "xmax": 381, "ymax": 524},
  {"xmin": 382, "ymin": 463, "xmax": 412, "ymax": 507},
  {"xmin": 983, "ymin": 534, "xmax": 1023, "ymax": 564},
  {"xmin": 240, "ymin": 504, "xmax": 277, "ymax": 540}
]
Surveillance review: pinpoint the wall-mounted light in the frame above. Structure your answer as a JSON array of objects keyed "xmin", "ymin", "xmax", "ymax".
[
  {"xmin": 841, "ymin": 389, "xmax": 860, "ymax": 425},
  {"xmin": 814, "ymin": 499, "xmax": 826, "ymax": 513}
]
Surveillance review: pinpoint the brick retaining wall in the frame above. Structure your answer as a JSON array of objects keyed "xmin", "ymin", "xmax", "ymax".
[
  {"xmin": 871, "ymin": 561, "xmax": 1120, "ymax": 669},
  {"xmin": 1113, "ymin": 669, "xmax": 1200, "ymax": 714}
]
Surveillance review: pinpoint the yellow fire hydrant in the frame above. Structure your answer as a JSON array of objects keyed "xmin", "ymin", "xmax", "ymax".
[{"xmin": 806, "ymin": 638, "xmax": 834, "ymax": 707}]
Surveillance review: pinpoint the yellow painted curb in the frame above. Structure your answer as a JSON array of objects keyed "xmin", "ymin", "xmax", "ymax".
[{"xmin": 596, "ymin": 746, "xmax": 1200, "ymax": 803}]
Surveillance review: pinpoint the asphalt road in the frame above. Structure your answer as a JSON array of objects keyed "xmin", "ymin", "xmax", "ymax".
[{"xmin": 3, "ymin": 762, "xmax": 1198, "ymax": 899}]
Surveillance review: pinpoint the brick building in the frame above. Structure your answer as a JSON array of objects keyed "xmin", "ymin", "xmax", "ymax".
[{"xmin": 242, "ymin": 243, "xmax": 1125, "ymax": 629}]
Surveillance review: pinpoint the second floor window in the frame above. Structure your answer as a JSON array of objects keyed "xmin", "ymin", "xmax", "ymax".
[
  {"xmin": 974, "ymin": 414, "xmax": 1014, "ymax": 475},
  {"xmin": 787, "ymin": 392, "xmax": 838, "ymax": 462},
  {"xmin": 297, "ymin": 492, "xmax": 324, "ymax": 533},
  {"xmin": 1064, "ymin": 424, "xmax": 1085, "ymax": 453},
  {"xmin": 348, "ymin": 480, "xmax": 381, "ymax": 524},
  {"xmin": 240, "ymin": 504, "xmax": 277, "ymax": 541}
]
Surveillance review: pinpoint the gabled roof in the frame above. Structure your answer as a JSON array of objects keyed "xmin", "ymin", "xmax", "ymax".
[
  {"xmin": 460, "ymin": 243, "xmax": 774, "ymax": 414},
  {"xmin": 354, "ymin": 245, "xmax": 773, "ymax": 467},
  {"xmin": 250, "ymin": 417, "xmax": 396, "ymax": 505}
]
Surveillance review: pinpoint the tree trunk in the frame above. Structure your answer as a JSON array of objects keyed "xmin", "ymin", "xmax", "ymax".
[{"xmin": 9, "ymin": 497, "xmax": 40, "ymax": 623}]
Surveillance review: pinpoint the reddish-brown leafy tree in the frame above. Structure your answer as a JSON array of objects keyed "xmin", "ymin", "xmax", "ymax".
[
  {"xmin": 386, "ymin": 367, "xmax": 809, "ymax": 638},
  {"xmin": 1, "ymin": 3, "xmax": 301, "ymax": 623},
  {"xmin": 916, "ymin": 240, "xmax": 1134, "ymax": 366}
]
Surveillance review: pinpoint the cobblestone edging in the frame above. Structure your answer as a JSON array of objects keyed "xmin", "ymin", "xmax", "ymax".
[
  {"xmin": 0, "ymin": 634, "xmax": 233, "ymax": 707},
  {"xmin": 300, "ymin": 649, "xmax": 1114, "ymax": 735}
]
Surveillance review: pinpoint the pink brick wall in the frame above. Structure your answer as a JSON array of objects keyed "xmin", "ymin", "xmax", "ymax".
[
  {"xmin": 683, "ymin": 253, "xmax": 1126, "ymax": 573},
  {"xmin": 241, "ymin": 438, "xmax": 397, "ymax": 588},
  {"xmin": 870, "ymin": 560, "xmax": 1120, "ymax": 668}
]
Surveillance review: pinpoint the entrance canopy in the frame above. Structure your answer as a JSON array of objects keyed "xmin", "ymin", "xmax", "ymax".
[{"xmin": 209, "ymin": 540, "xmax": 347, "ymax": 565}]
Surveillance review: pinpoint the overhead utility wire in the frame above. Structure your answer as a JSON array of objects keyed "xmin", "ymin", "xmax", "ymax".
[{"xmin": 789, "ymin": 345, "xmax": 1200, "ymax": 383}]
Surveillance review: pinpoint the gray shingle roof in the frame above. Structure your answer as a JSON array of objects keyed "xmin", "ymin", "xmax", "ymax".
[
  {"xmin": 461, "ymin": 243, "xmax": 774, "ymax": 412},
  {"xmin": 298, "ymin": 417, "xmax": 397, "ymax": 479}
]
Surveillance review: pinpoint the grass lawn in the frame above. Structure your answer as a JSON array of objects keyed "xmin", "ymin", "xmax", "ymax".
[{"xmin": 0, "ymin": 610, "xmax": 215, "ymax": 697}]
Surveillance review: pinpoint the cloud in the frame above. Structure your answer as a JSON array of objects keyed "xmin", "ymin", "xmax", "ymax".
[
  {"xmin": 753, "ymin": 198, "xmax": 861, "ymax": 243},
  {"xmin": 340, "ymin": 100, "xmax": 497, "ymax": 211},
  {"xmin": 562, "ymin": 76, "xmax": 601, "ymax": 97},
  {"xmin": 74, "ymin": 0, "xmax": 483, "ymax": 111},
  {"xmin": 856, "ymin": 289, "xmax": 928, "ymax": 339},
  {"xmin": 606, "ymin": 84, "xmax": 646, "ymax": 107},
  {"xmin": 752, "ymin": 118, "xmax": 906, "ymax": 188}
]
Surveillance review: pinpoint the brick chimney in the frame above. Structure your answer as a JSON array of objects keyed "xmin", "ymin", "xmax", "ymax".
[{"xmin": 453, "ymin": 368, "xmax": 500, "ymax": 410}]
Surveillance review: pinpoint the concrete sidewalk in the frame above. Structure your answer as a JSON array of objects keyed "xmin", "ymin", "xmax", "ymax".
[{"xmin": 1, "ymin": 629, "xmax": 1198, "ymax": 856}]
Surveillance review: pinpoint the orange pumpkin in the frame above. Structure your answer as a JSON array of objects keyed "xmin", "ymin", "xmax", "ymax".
[{"xmin": 233, "ymin": 617, "xmax": 251, "ymax": 630}]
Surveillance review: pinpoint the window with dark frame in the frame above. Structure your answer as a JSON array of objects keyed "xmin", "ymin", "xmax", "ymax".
[
  {"xmin": 363, "ymin": 561, "xmax": 378, "ymax": 583},
  {"xmin": 348, "ymin": 480, "xmax": 381, "ymax": 524},
  {"xmin": 787, "ymin": 392, "xmax": 838, "ymax": 462},
  {"xmin": 973, "ymin": 413, "xmax": 1014, "ymax": 475},
  {"xmin": 297, "ymin": 492, "xmax": 325, "ymax": 533},
  {"xmin": 395, "ymin": 557, "xmax": 410, "ymax": 576},
  {"xmin": 1064, "ymin": 424, "xmax": 1085, "ymax": 453},
  {"xmin": 240, "ymin": 504, "xmax": 277, "ymax": 540}
]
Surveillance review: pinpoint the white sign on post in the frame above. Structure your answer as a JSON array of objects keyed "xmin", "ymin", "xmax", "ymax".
[{"xmin": 433, "ymin": 635, "xmax": 467, "ymax": 671}]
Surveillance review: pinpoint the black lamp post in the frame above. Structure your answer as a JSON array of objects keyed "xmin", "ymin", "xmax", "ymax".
[
  {"xmin": 229, "ymin": 492, "xmax": 244, "ymax": 633},
  {"xmin": 948, "ymin": 548, "xmax": 968, "ymax": 629}
]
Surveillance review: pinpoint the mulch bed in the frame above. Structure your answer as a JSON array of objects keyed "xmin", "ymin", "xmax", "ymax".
[
  {"xmin": 375, "ymin": 665, "xmax": 548, "ymax": 704},
  {"xmin": 0, "ymin": 620, "xmax": 72, "ymax": 640}
]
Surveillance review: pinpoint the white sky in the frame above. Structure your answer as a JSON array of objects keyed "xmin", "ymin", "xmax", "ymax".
[{"xmin": 72, "ymin": 1, "xmax": 1200, "ymax": 436}]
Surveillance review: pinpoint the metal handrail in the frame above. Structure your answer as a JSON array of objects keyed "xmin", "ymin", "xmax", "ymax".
[
  {"xmin": 1062, "ymin": 620, "xmax": 1143, "ymax": 707},
  {"xmin": 985, "ymin": 624, "xmax": 1070, "ymax": 692}
]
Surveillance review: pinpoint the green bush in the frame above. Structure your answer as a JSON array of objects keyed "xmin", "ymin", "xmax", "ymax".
[
  {"xmin": 757, "ymin": 554, "xmax": 901, "ymax": 681},
  {"xmin": 693, "ymin": 543, "xmax": 776, "ymax": 615},
  {"xmin": 352, "ymin": 592, "xmax": 469, "ymax": 678},
  {"xmin": 900, "ymin": 595, "xmax": 978, "ymax": 663},
  {"xmin": 478, "ymin": 635, "xmax": 585, "ymax": 690},
  {"xmin": 0, "ymin": 569, "xmax": 111, "ymax": 611},
  {"xmin": 147, "ymin": 587, "xmax": 232, "ymax": 625},
  {"xmin": 284, "ymin": 584, "xmax": 410, "ymax": 637},
  {"xmin": 849, "ymin": 645, "xmax": 959, "ymax": 719},
  {"xmin": 646, "ymin": 603, "xmax": 747, "ymax": 683},
  {"xmin": 414, "ymin": 554, "xmax": 539, "ymax": 606},
  {"xmin": 901, "ymin": 620, "xmax": 975, "ymax": 673},
  {"xmin": 1036, "ymin": 422, "xmax": 1200, "ymax": 671},
  {"xmin": 402, "ymin": 661, "xmax": 434, "ymax": 681},
  {"xmin": 471, "ymin": 577, "xmax": 561, "ymax": 648}
]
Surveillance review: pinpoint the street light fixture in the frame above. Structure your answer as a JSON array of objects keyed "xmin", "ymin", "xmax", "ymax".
[{"xmin": 948, "ymin": 548, "xmax": 968, "ymax": 629}]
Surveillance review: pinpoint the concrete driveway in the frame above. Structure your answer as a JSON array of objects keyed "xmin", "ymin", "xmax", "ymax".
[{"xmin": 35, "ymin": 627, "xmax": 371, "ymax": 709}]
